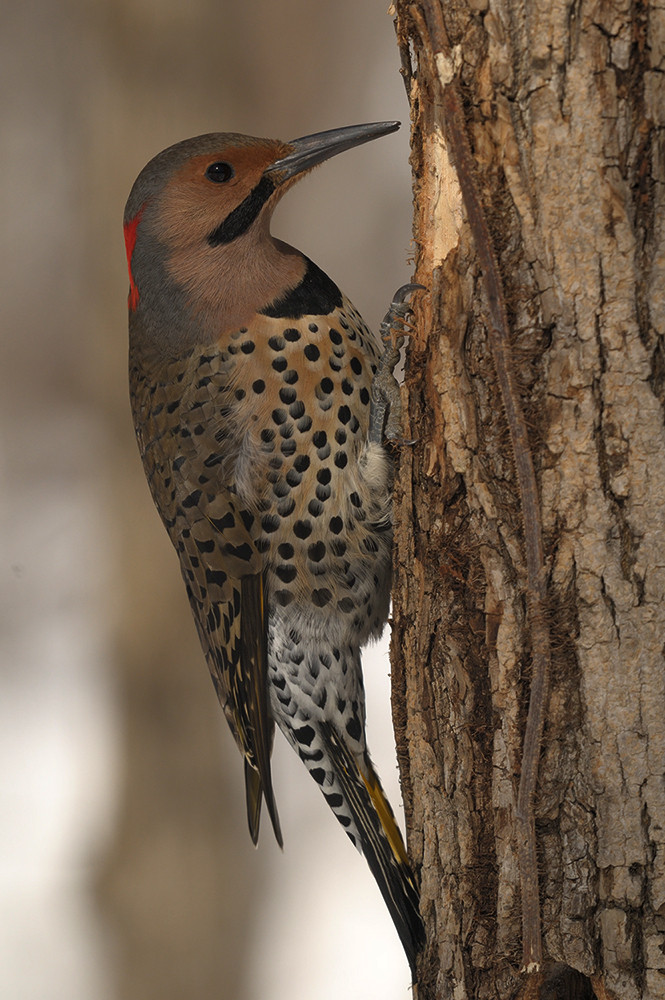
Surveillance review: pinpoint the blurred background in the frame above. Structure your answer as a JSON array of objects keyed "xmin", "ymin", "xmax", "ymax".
[{"xmin": 0, "ymin": 2, "xmax": 413, "ymax": 998}]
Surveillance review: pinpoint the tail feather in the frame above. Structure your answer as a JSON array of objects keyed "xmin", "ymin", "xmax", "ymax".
[
  {"xmin": 240, "ymin": 575, "xmax": 283, "ymax": 847},
  {"xmin": 319, "ymin": 720, "xmax": 425, "ymax": 973},
  {"xmin": 244, "ymin": 759, "xmax": 263, "ymax": 846}
]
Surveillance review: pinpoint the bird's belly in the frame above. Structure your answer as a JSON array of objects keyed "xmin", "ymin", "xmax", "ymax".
[
  {"xmin": 256, "ymin": 439, "xmax": 393, "ymax": 647},
  {"xmin": 225, "ymin": 308, "xmax": 394, "ymax": 647}
]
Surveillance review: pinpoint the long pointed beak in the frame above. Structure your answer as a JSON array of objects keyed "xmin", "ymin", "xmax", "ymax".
[{"xmin": 265, "ymin": 121, "xmax": 400, "ymax": 183}]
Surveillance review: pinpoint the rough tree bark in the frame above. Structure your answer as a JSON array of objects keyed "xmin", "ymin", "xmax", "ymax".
[{"xmin": 390, "ymin": 2, "xmax": 665, "ymax": 998}]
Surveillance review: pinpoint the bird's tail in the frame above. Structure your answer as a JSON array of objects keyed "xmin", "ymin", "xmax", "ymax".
[{"xmin": 318, "ymin": 720, "xmax": 424, "ymax": 974}]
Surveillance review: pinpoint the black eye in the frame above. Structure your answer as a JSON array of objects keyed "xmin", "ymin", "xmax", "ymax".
[{"xmin": 205, "ymin": 161, "xmax": 234, "ymax": 183}]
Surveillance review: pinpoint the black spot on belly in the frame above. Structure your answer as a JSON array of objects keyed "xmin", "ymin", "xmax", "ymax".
[
  {"xmin": 280, "ymin": 386, "xmax": 297, "ymax": 404},
  {"xmin": 346, "ymin": 716, "xmax": 362, "ymax": 742},
  {"xmin": 275, "ymin": 589, "xmax": 294, "ymax": 606},
  {"xmin": 276, "ymin": 564, "xmax": 297, "ymax": 583},
  {"xmin": 295, "ymin": 724, "xmax": 316, "ymax": 746},
  {"xmin": 308, "ymin": 541, "xmax": 326, "ymax": 562}
]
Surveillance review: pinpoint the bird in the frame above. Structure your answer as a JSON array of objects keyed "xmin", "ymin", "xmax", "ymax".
[{"xmin": 124, "ymin": 121, "xmax": 424, "ymax": 970}]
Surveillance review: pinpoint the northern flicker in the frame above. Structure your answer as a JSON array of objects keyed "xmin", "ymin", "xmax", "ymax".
[{"xmin": 124, "ymin": 121, "xmax": 424, "ymax": 968}]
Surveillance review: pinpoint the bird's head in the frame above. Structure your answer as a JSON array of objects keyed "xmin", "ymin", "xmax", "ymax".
[{"xmin": 124, "ymin": 122, "xmax": 399, "ymax": 352}]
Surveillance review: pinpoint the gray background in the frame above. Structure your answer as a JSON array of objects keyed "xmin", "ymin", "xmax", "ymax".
[{"xmin": 0, "ymin": 2, "xmax": 413, "ymax": 998}]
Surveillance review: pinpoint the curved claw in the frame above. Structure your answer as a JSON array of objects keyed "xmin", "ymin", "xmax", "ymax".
[
  {"xmin": 380, "ymin": 284, "xmax": 424, "ymax": 344},
  {"xmin": 391, "ymin": 282, "xmax": 427, "ymax": 304}
]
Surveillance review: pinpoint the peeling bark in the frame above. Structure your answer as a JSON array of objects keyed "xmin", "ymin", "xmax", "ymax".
[{"xmin": 391, "ymin": 1, "xmax": 665, "ymax": 998}]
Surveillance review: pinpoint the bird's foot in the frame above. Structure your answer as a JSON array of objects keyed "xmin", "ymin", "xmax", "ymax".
[{"xmin": 368, "ymin": 283, "xmax": 425, "ymax": 444}]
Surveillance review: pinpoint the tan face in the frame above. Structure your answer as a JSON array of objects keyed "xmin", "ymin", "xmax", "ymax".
[
  {"xmin": 125, "ymin": 137, "xmax": 308, "ymax": 338},
  {"xmin": 153, "ymin": 140, "xmax": 290, "ymax": 250}
]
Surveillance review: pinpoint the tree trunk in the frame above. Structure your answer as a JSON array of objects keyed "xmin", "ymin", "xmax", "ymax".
[{"xmin": 391, "ymin": 2, "xmax": 665, "ymax": 998}]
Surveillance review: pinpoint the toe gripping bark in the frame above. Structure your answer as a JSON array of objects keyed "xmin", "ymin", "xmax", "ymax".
[{"xmin": 369, "ymin": 283, "xmax": 425, "ymax": 445}]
